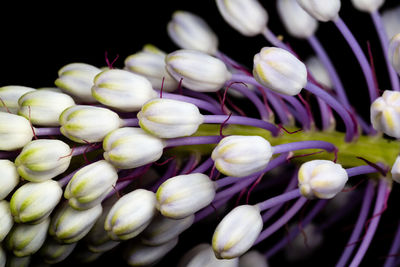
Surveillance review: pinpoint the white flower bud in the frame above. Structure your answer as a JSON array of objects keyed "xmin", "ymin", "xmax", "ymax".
[
  {"xmin": 371, "ymin": 90, "xmax": 400, "ymax": 138},
  {"xmin": 0, "ymin": 246, "xmax": 5, "ymax": 267},
  {"xmin": 5, "ymin": 255, "xmax": 30, "ymax": 267},
  {"xmin": 17, "ymin": 90, "xmax": 75, "ymax": 126},
  {"xmin": 168, "ymin": 11, "xmax": 219, "ymax": 54},
  {"xmin": 211, "ymin": 135, "xmax": 273, "ymax": 177},
  {"xmin": 91, "ymin": 69, "xmax": 158, "ymax": 112},
  {"xmin": 138, "ymin": 98, "xmax": 204, "ymax": 138},
  {"xmin": 10, "ymin": 180, "xmax": 62, "ymax": 224},
  {"xmin": 39, "ymin": 237, "xmax": 77, "ymax": 264},
  {"xmin": 141, "ymin": 213, "xmax": 194, "ymax": 246},
  {"xmin": 382, "ymin": 6, "xmax": 400, "ymax": 40},
  {"xmin": 296, "ymin": 0, "xmax": 341, "ymax": 22},
  {"xmin": 298, "ymin": 160, "xmax": 348, "ymax": 199},
  {"xmin": 391, "ymin": 155, "xmax": 400, "ymax": 183},
  {"xmin": 124, "ymin": 238, "xmax": 178, "ymax": 266},
  {"xmin": 5, "ymin": 218, "xmax": 50, "ymax": 257},
  {"xmin": 103, "ymin": 127, "xmax": 165, "ymax": 169},
  {"xmin": 212, "ymin": 205, "xmax": 263, "ymax": 259},
  {"xmin": 64, "ymin": 160, "xmax": 118, "ymax": 210},
  {"xmin": 284, "ymin": 224, "xmax": 322, "ymax": 261},
  {"xmin": 0, "ymin": 112, "xmax": 33, "ymax": 151},
  {"xmin": 15, "ymin": 139, "xmax": 72, "ymax": 182},
  {"xmin": 0, "ymin": 200, "xmax": 13, "ymax": 242},
  {"xmin": 166, "ymin": 49, "xmax": 232, "ymax": 92},
  {"xmin": 124, "ymin": 44, "xmax": 179, "ymax": 92},
  {"xmin": 277, "ymin": 0, "xmax": 318, "ymax": 39},
  {"xmin": 104, "ymin": 189, "xmax": 156, "ymax": 241},
  {"xmin": 0, "ymin": 86, "xmax": 35, "ymax": 114},
  {"xmin": 59, "ymin": 105, "xmax": 122, "ymax": 143},
  {"xmin": 253, "ymin": 47, "xmax": 307, "ymax": 95},
  {"xmin": 351, "ymin": 0, "xmax": 384, "ymax": 13},
  {"xmin": 178, "ymin": 243, "xmax": 239, "ymax": 267},
  {"xmin": 216, "ymin": 0, "xmax": 268, "ymax": 36},
  {"xmin": 0, "ymin": 160, "xmax": 19, "ymax": 200},
  {"xmin": 305, "ymin": 56, "xmax": 332, "ymax": 88},
  {"xmin": 239, "ymin": 250, "xmax": 269, "ymax": 267},
  {"xmin": 49, "ymin": 202, "xmax": 102, "ymax": 244},
  {"xmin": 156, "ymin": 173, "xmax": 216, "ymax": 219},
  {"xmin": 55, "ymin": 63, "xmax": 102, "ymax": 103},
  {"xmin": 389, "ymin": 34, "xmax": 400, "ymax": 76}
]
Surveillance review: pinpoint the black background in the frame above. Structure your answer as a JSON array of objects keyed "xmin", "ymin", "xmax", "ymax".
[{"xmin": 2, "ymin": 0, "xmax": 400, "ymax": 266}]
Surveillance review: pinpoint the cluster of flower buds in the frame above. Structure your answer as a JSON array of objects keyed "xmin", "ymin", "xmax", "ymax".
[{"xmin": 1, "ymin": 0, "xmax": 400, "ymax": 266}]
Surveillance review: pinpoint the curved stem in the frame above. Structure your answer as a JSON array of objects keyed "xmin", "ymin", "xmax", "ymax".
[
  {"xmin": 161, "ymin": 92, "xmax": 224, "ymax": 115},
  {"xmin": 122, "ymin": 118, "xmax": 139, "ymax": 127},
  {"xmin": 273, "ymin": 140, "xmax": 337, "ymax": 155},
  {"xmin": 383, "ymin": 220, "xmax": 400, "ymax": 267},
  {"xmin": 191, "ymin": 157, "xmax": 214, "ymax": 174},
  {"xmin": 150, "ymin": 159, "xmax": 178, "ymax": 192},
  {"xmin": 34, "ymin": 127, "xmax": 61, "ymax": 136},
  {"xmin": 256, "ymin": 189, "xmax": 301, "ymax": 212},
  {"xmin": 346, "ymin": 165, "xmax": 382, "ymax": 177},
  {"xmin": 165, "ymin": 136, "xmax": 222, "ymax": 148},
  {"xmin": 262, "ymin": 27, "xmax": 290, "ymax": 51}
]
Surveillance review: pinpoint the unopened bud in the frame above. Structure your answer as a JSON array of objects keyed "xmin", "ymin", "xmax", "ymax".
[
  {"xmin": 0, "ymin": 112, "xmax": 33, "ymax": 151},
  {"xmin": 18, "ymin": 90, "xmax": 75, "ymax": 126},
  {"xmin": 239, "ymin": 250, "xmax": 269, "ymax": 267},
  {"xmin": 0, "ymin": 200, "xmax": 13, "ymax": 242},
  {"xmin": 389, "ymin": 33, "xmax": 400, "ymax": 76},
  {"xmin": 296, "ymin": 0, "xmax": 341, "ymax": 22},
  {"xmin": 156, "ymin": 173, "xmax": 216, "ymax": 219},
  {"xmin": 10, "ymin": 180, "xmax": 62, "ymax": 224},
  {"xmin": 212, "ymin": 205, "xmax": 263, "ymax": 259},
  {"xmin": 305, "ymin": 56, "xmax": 332, "ymax": 89},
  {"xmin": 391, "ymin": 155, "xmax": 400, "ymax": 183},
  {"xmin": 124, "ymin": 44, "xmax": 178, "ymax": 92},
  {"xmin": 39, "ymin": 237, "xmax": 77, "ymax": 264},
  {"xmin": 0, "ymin": 86, "xmax": 35, "ymax": 114},
  {"xmin": 64, "ymin": 160, "xmax": 118, "ymax": 210},
  {"xmin": 382, "ymin": 6, "xmax": 400, "ymax": 40},
  {"xmin": 284, "ymin": 224, "xmax": 323, "ymax": 261},
  {"xmin": 138, "ymin": 98, "xmax": 204, "ymax": 138},
  {"xmin": 351, "ymin": 0, "xmax": 384, "ymax": 13},
  {"xmin": 298, "ymin": 160, "xmax": 348, "ymax": 199},
  {"xmin": 211, "ymin": 135, "xmax": 273, "ymax": 177},
  {"xmin": 178, "ymin": 243, "xmax": 239, "ymax": 267},
  {"xmin": 168, "ymin": 11, "xmax": 218, "ymax": 54},
  {"xmin": 55, "ymin": 63, "xmax": 101, "ymax": 103},
  {"xmin": 216, "ymin": 0, "xmax": 268, "ymax": 36},
  {"xmin": 15, "ymin": 139, "xmax": 72, "ymax": 182},
  {"xmin": 0, "ymin": 246, "xmax": 5, "ymax": 267},
  {"xmin": 0, "ymin": 160, "xmax": 19, "ymax": 200},
  {"xmin": 371, "ymin": 90, "xmax": 400, "ymax": 138},
  {"xmin": 103, "ymin": 127, "xmax": 165, "ymax": 169},
  {"xmin": 166, "ymin": 49, "xmax": 232, "ymax": 92},
  {"xmin": 59, "ymin": 105, "xmax": 122, "ymax": 143},
  {"xmin": 253, "ymin": 47, "xmax": 307, "ymax": 95}
]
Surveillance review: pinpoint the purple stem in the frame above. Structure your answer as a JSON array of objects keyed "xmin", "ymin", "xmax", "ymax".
[
  {"xmin": 161, "ymin": 92, "xmax": 223, "ymax": 115},
  {"xmin": 254, "ymin": 197, "xmax": 308, "ymax": 245},
  {"xmin": 265, "ymin": 90, "xmax": 291, "ymax": 125},
  {"xmin": 305, "ymin": 82, "xmax": 356, "ymax": 142},
  {"xmin": 71, "ymin": 144, "xmax": 99, "ymax": 156},
  {"xmin": 334, "ymin": 17, "xmax": 379, "ymax": 102},
  {"xmin": 34, "ymin": 127, "xmax": 61, "ymax": 136},
  {"xmin": 262, "ymin": 27, "xmax": 290, "ymax": 51},
  {"xmin": 191, "ymin": 157, "xmax": 214, "ymax": 174},
  {"xmin": 194, "ymin": 195, "xmax": 230, "ymax": 223},
  {"xmin": 165, "ymin": 136, "xmax": 222, "ymax": 148},
  {"xmin": 336, "ymin": 180, "xmax": 375, "ymax": 267},
  {"xmin": 384, "ymin": 220, "xmax": 400, "ymax": 267},
  {"xmin": 257, "ymin": 189, "xmax": 301, "ymax": 212},
  {"xmin": 346, "ymin": 165, "xmax": 381, "ymax": 177},
  {"xmin": 0, "ymin": 150, "xmax": 20, "ymax": 159},
  {"xmin": 203, "ymin": 114, "xmax": 280, "ymax": 136},
  {"xmin": 151, "ymin": 159, "xmax": 178, "ymax": 192},
  {"xmin": 57, "ymin": 168, "xmax": 82, "ymax": 187},
  {"xmin": 179, "ymin": 154, "xmax": 200, "ymax": 175},
  {"xmin": 273, "ymin": 140, "xmax": 337, "ymax": 155},
  {"xmin": 122, "ymin": 118, "xmax": 139, "ymax": 127},
  {"xmin": 371, "ymin": 11, "xmax": 400, "ymax": 92},
  {"xmin": 317, "ymin": 96, "xmax": 334, "ymax": 130}
]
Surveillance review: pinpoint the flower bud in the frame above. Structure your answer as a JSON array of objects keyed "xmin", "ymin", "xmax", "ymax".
[
  {"xmin": 64, "ymin": 160, "xmax": 118, "ymax": 210},
  {"xmin": 212, "ymin": 205, "xmax": 263, "ymax": 259},
  {"xmin": 0, "ymin": 112, "xmax": 33, "ymax": 151},
  {"xmin": 49, "ymin": 202, "xmax": 102, "ymax": 244},
  {"xmin": 298, "ymin": 160, "xmax": 348, "ymax": 199},
  {"xmin": 382, "ymin": 6, "xmax": 400, "ymax": 40},
  {"xmin": 39, "ymin": 237, "xmax": 77, "ymax": 264},
  {"xmin": 389, "ymin": 34, "xmax": 400, "ymax": 76},
  {"xmin": 253, "ymin": 47, "xmax": 307, "ymax": 95},
  {"xmin": 15, "ymin": 139, "xmax": 72, "ymax": 182},
  {"xmin": 391, "ymin": 155, "xmax": 400, "ymax": 183},
  {"xmin": 166, "ymin": 49, "xmax": 232, "ymax": 92},
  {"xmin": 178, "ymin": 243, "xmax": 239, "ymax": 267},
  {"xmin": 141, "ymin": 213, "xmax": 194, "ymax": 246},
  {"xmin": 156, "ymin": 173, "xmax": 216, "ymax": 219},
  {"xmin": 5, "ymin": 218, "xmax": 50, "ymax": 257},
  {"xmin": 104, "ymin": 189, "xmax": 156, "ymax": 241},
  {"xmin": 124, "ymin": 238, "xmax": 178, "ymax": 266},
  {"xmin": 124, "ymin": 44, "xmax": 179, "ymax": 92},
  {"xmin": 239, "ymin": 250, "xmax": 269, "ymax": 267},
  {"xmin": 296, "ymin": 0, "xmax": 341, "ymax": 22},
  {"xmin": 211, "ymin": 135, "xmax": 273, "ymax": 177},
  {"xmin": 5, "ymin": 255, "xmax": 30, "ymax": 267},
  {"xmin": 17, "ymin": 90, "xmax": 75, "ymax": 126},
  {"xmin": 168, "ymin": 11, "xmax": 218, "ymax": 54},
  {"xmin": 277, "ymin": 0, "xmax": 318, "ymax": 39},
  {"xmin": 0, "ymin": 86, "xmax": 35, "ymax": 114},
  {"xmin": 351, "ymin": 0, "xmax": 384, "ymax": 13},
  {"xmin": 138, "ymin": 98, "xmax": 204, "ymax": 138},
  {"xmin": 0, "ymin": 160, "xmax": 19, "ymax": 200},
  {"xmin": 216, "ymin": 0, "xmax": 268, "ymax": 36},
  {"xmin": 103, "ymin": 127, "xmax": 165, "ymax": 169},
  {"xmin": 59, "ymin": 105, "xmax": 122, "ymax": 143},
  {"xmin": 55, "ymin": 63, "xmax": 101, "ymax": 103},
  {"xmin": 10, "ymin": 180, "xmax": 62, "ymax": 224},
  {"xmin": 284, "ymin": 224, "xmax": 322, "ymax": 261},
  {"xmin": 305, "ymin": 56, "xmax": 332, "ymax": 89},
  {"xmin": 91, "ymin": 69, "xmax": 158, "ymax": 112},
  {"xmin": 371, "ymin": 90, "xmax": 400, "ymax": 138},
  {"xmin": 0, "ymin": 200, "xmax": 13, "ymax": 242},
  {"xmin": 0, "ymin": 246, "xmax": 5, "ymax": 267}
]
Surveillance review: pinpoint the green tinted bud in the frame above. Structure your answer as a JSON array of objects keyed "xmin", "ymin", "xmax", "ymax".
[
  {"xmin": 39, "ymin": 237, "xmax": 77, "ymax": 264},
  {"xmin": 239, "ymin": 250, "xmax": 269, "ymax": 267},
  {"xmin": 0, "ymin": 112, "xmax": 33, "ymax": 151},
  {"xmin": 4, "ymin": 255, "xmax": 30, "ymax": 267},
  {"xmin": 0, "ymin": 200, "xmax": 14, "ymax": 242},
  {"xmin": 0, "ymin": 160, "xmax": 19, "ymax": 200},
  {"xmin": 178, "ymin": 243, "xmax": 239, "ymax": 267},
  {"xmin": 0, "ymin": 86, "xmax": 35, "ymax": 114}
]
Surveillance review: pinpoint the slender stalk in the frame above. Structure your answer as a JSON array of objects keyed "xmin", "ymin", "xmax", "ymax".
[
  {"xmin": 262, "ymin": 27, "xmax": 290, "ymax": 51},
  {"xmin": 191, "ymin": 157, "xmax": 214, "ymax": 174},
  {"xmin": 122, "ymin": 118, "xmax": 139, "ymax": 127},
  {"xmin": 346, "ymin": 165, "xmax": 382, "ymax": 177},
  {"xmin": 34, "ymin": 127, "xmax": 61, "ymax": 136},
  {"xmin": 383, "ymin": 220, "xmax": 400, "ymax": 267},
  {"xmin": 151, "ymin": 159, "xmax": 178, "ymax": 192},
  {"xmin": 161, "ymin": 92, "xmax": 223, "ymax": 115},
  {"xmin": 256, "ymin": 189, "xmax": 301, "ymax": 212},
  {"xmin": 165, "ymin": 136, "xmax": 222, "ymax": 148},
  {"xmin": 272, "ymin": 140, "xmax": 337, "ymax": 155}
]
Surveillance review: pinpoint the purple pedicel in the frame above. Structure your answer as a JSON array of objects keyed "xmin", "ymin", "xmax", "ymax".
[{"xmin": 272, "ymin": 140, "xmax": 337, "ymax": 155}]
